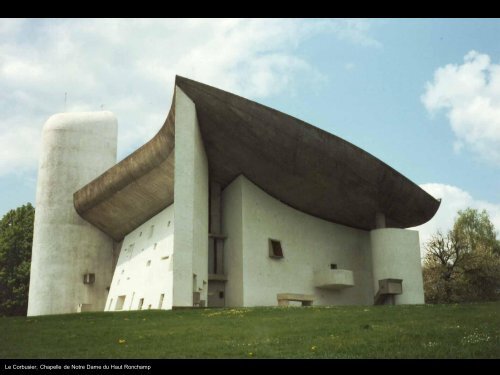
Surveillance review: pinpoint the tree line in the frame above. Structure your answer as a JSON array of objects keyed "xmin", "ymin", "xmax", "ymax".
[
  {"xmin": 423, "ymin": 208, "xmax": 500, "ymax": 303},
  {"xmin": 0, "ymin": 204, "xmax": 498, "ymax": 316},
  {"xmin": 0, "ymin": 203, "xmax": 34, "ymax": 316}
]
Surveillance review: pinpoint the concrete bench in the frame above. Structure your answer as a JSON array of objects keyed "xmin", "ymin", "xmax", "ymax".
[{"xmin": 277, "ymin": 293, "xmax": 315, "ymax": 307}]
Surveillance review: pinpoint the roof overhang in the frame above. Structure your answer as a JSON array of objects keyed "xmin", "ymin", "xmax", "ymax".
[{"xmin": 74, "ymin": 76, "xmax": 440, "ymax": 241}]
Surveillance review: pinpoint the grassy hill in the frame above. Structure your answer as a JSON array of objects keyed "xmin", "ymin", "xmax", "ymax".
[{"xmin": 1, "ymin": 302, "xmax": 499, "ymax": 358}]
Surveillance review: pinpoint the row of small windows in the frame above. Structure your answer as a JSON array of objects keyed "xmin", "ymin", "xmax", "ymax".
[
  {"xmin": 137, "ymin": 220, "xmax": 171, "ymax": 239},
  {"xmin": 116, "ymin": 253, "xmax": 173, "ymax": 283},
  {"xmin": 117, "ymin": 249, "xmax": 172, "ymax": 284},
  {"xmin": 123, "ymin": 218, "xmax": 172, "ymax": 260},
  {"xmin": 138, "ymin": 224, "xmax": 155, "ymax": 239},
  {"xmin": 124, "ymin": 242, "xmax": 157, "ymax": 252},
  {"xmin": 110, "ymin": 293, "xmax": 165, "ymax": 311}
]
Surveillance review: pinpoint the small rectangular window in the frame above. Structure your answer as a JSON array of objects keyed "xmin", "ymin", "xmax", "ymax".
[
  {"xmin": 129, "ymin": 292, "xmax": 135, "ymax": 310},
  {"xmin": 115, "ymin": 295, "xmax": 126, "ymax": 311},
  {"xmin": 269, "ymin": 239, "xmax": 284, "ymax": 258},
  {"xmin": 146, "ymin": 260, "xmax": 151, "ymax": 267},
  {"xmin": 158, "ymin": 293, "xmax": 165, "ymax": 309},
  {"xmin": 330, "ymin": 264, "xmax": 338, "ymax": 270},
  {"xmin": 83, "ymin": 273, "xmax": 95, "ymax": 284}
]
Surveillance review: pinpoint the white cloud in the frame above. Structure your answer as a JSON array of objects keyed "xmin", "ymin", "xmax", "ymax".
[
  {"xmin": 422, "ymin": 51, "xmax": 500, "ymax": 165},
  {"xmin": 329, "ymin": 19, "xmax": 381, "ymax": 48},
  {"xmin": 0, "ymin": 18, "xmax": 379, "ymax": 178},
  {"xmin": 413, "ymin": 183, "xmax": 500, "ymax": 257}
]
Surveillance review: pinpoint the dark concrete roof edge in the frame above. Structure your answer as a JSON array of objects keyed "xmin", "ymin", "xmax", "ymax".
[
  {"xmin": 175, "ymin": 75, "xmax": 440, "ymax": 209},
  {"xmin": 73, "ymin": 102, "xmax": 176, "ymax": 218}
]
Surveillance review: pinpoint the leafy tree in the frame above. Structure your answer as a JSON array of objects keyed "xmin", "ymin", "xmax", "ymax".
[
  {"xmin": 0, "ymin": 203, "xmax": 35, "ymax": 316},
  {"xmin": 454, "ymin": 208, "xmax": 500, "ymax": 255},
  {"xmin": 423, "ymin": 208, "xmax": 500, "ymax": 303}
]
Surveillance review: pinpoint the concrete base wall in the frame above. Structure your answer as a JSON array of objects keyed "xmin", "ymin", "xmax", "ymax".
[
  {"xmin": 222, "ymin": 175, "xmax": 374, "ymax": 307},
  {"xmin": 370, "ymin": 228, "xmax": 425, "ymax": 304},
  {"xmin": 105, "ymin": 205, "xmax": 174, "ymax": 311}
]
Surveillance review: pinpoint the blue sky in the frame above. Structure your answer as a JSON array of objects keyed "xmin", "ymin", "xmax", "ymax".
[{"xmin": 0, "ymin": 18, "xmax": 499, "ymax": 246}]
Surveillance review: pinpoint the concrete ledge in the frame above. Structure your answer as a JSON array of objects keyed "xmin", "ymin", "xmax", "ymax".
[
  {"xmin": 277, "ymin": 293, "xmax": 315, "ymax": 306},
  {"xmin": 208, "ymin": 274, "xmax": 228, "ymax": 282},
  {"xmin": 314, "ymin": 269, "xmax": 354, "ymax": 290}
]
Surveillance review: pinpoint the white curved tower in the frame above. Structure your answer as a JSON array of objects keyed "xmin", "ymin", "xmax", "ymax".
[
  {"xmin": 370, "ymin": 228, "xmax": 425, "ymax": 304},
  {"xmin": 28, "ymin": 112, "xmax": 118, "ymax": 316}
]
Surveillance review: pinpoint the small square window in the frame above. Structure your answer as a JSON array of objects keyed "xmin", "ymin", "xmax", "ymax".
[
  {"xmin": 83, "ymin": 273, "xmax": 95, "ymax": 284},
  {"xmin": 269, "ymin": 239, "xmax": 284, "ymax": 259},
  {"xmin": 330, "ymin": 264, "xmax": 338, "ymax": 270}
]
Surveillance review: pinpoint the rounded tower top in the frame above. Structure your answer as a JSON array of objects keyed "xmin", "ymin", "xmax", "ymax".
[{"xmin": 43, "ymin": 111, "xmax": 117, "ymax": 134}]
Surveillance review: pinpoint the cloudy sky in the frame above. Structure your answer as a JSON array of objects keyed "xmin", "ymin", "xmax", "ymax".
[{"xmin": 1, "ymin": 18, "xmax": 499, "ymax": 252}]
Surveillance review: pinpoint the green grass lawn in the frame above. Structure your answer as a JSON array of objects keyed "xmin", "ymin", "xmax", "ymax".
[{"xmin": 1, "ymin": 302, "xmax": 499, "ymax": 359}]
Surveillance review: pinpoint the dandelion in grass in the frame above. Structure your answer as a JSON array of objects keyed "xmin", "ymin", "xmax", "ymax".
[
  {"xmin": 118, "ymin": 339, "xmax": 126, "ymax": 344},
  {"xmin": 311, "ymin": 346, "xmax": 317, "ymax": 351},
  {"xmin": 461, "ymin": 331, "xmax": 491, "ymax": 345},
  {"xmin": 423, "ymin": 341, "xmax": 437, "ymax": 348}
]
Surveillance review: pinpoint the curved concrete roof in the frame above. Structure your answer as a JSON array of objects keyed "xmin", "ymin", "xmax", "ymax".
[{"xmin": 74, "ymin": 76, "xmax": 440, "ymax": 241}]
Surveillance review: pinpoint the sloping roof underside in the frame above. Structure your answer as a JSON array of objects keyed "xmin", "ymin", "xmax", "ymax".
[{"xmin": 74, "ymin": 76, "xmax": 440, "ymax": 241}]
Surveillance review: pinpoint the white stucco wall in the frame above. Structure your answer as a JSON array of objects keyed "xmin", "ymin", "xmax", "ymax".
[
  {"xmin": 222, "ymin": 175, "xmax": 374, "ymax": 307},
  {"xmin": 173, "ymin": 86, "xmax": 209, "ymax": 307},
  {"xmin": 105, "ymin": 205, "xmax": 174, "ymax": 311},
  {"xmin": 370, "ymin": 228, "xmax": 425, "ymax": 304},
  {"xmin": 28, "ymin": 112, "xmax": 117, "ymax": 316},
  {"xmin": 221, "ymin": 177, "xmax": 244, "ymax": 306}
]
